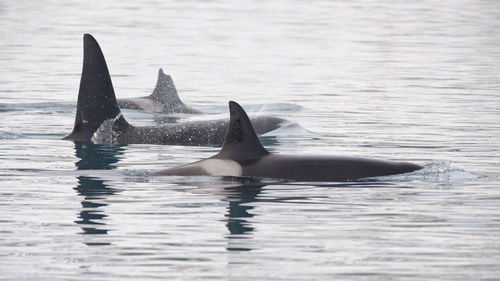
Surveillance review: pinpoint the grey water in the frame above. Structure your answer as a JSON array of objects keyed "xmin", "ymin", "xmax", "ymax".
[{"xmin": 1, "ymin": 0, "xmax": 500, "ymax": 280}]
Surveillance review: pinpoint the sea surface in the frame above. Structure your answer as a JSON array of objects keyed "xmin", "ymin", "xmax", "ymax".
[{"xmin": 1, "ymin": 0, "xmax": 500, "ymax": 280}]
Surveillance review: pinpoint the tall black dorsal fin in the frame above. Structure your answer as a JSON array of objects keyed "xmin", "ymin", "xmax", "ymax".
[
  {"xmin": 148, "ymin": 68, "xmax": 181, "ymax": 104},
  {"xmin": 64, "ymin": 34, "xmax": 128, "ymax": 141},
  {"xmin": 217, "ymin": 101, "xmax": 269, "ymax": 160}
]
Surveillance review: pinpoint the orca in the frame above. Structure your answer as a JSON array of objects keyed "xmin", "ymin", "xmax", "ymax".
[
  {"xmin": 117, "ymin": 68, "xmax": 202, "ymax": 114},
  {"xmin": 63, "ymin": 34, "xmax": 291, "ymax": 146},
  {"xmin": 153, "ymin": 101, "xmax": 423, "ymax": 181}
]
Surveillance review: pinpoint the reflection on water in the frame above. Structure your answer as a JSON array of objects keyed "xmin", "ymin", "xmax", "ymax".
[
  {"xmin": 195, "ymin": 180, "xmax": 264, "ymax": 252},
  {"xmin": 226, "ymin": 186, "xmax": 261, "ymax": 235},
  {"xmin": 73, "ymin": 142, "xmax": 125, "ymax": 245},
  {"xmin": 74, "ymin": 176, "xmax": 117, "ymax": 238},
  {"xmin": 221, "ymin": 184, "xmax": 263, "ymax": 252},
  {"xmin": 74, "ymin": 142, "xmax": 125, "ymax": 170}
]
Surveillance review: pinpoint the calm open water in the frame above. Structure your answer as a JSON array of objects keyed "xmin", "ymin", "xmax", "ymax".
[{"xmin": 1, "ymin": 0, "xmax": 500, "ymax": 280}]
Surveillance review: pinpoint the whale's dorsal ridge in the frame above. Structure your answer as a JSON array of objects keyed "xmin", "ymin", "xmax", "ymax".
[
  {"xmin": 149, "ymin": 68, "xmax": 181, "ymax": 104},
  {"xmin": 64, "ymin": 34, "xmax": 129, "ymax": 141},
  {"xmin": 217, "ymin": 101, "xmax": 269, "ymax": 160}
]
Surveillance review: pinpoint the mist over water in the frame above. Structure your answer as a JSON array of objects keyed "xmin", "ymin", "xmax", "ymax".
[{"xmin": 1, "ymin": 0, "xmax": 500, "ymax": 280}]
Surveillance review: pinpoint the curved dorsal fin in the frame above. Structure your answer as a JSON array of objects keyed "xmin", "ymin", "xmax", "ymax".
[
  {"xmin": 216, "ymin": 101, "xmax": 269, "ymax": 160},
  {"xmin": 149, "ymin": 68, "xmax": 182, "ymax": 104},
  {"xmin": 64, "ymin": 34, "xmax": 127, "ymax": 141}
]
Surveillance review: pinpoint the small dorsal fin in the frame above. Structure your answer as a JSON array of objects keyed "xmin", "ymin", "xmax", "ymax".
[
  {"xmin": 64, "ymin": 34, "xmax": 129, "ymax": 141},
  {"xmin": 217, "ymin": 101, "xmax": 269, "ymax": 160},
  {"xmin": 149, "ymin": 68, "xmax": 182, "ymax": 104},
  {"xmin": 147, "ymin": 68, "xmax": 202, "ymax": 114}
]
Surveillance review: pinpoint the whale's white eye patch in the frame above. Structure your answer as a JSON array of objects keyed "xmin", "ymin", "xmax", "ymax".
[{"xmin": 200, "ymin": 159, "xmax": 242, "ymax": 176}]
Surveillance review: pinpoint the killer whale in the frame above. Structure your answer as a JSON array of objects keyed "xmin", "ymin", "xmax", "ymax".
[
  {"xmin": 117, "ymin": 68, "xmax": 202, "ymax": 114},
  {"xmin": 63, "ymin": 34, "xmax": 292, "ymax": 145},
  {"xmin": 153, "ymin": 101, "xmax": 423, "ymax": 181}
]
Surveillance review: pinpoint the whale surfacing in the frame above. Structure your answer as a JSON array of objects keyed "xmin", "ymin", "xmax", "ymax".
[
  {"xmin": 63, "ymin": 34, "xmax": 291, "ymax": 146},
  {"xmin": 153, "ymin": 101, "xmax": 423, "ymax": 181},
  {"xmin": 117, "ymin": 68, "xmax": 202, "ymax": 114}
]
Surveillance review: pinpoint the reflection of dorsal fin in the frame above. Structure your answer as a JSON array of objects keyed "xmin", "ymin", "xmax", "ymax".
[
  {"xmin": 64, "ymin": 34, "xmax": 130, "ymax": 141},
  {"xmin": 217, "ymin": 101, "xmax": 269, "ymax": 160},
  {"xmin": 148, "ymin": 68, "xmax": 182, "ymax": 104}
]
